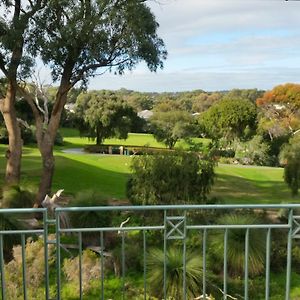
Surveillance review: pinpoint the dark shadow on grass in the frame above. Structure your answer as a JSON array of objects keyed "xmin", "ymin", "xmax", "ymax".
[
  {"xmin": 17, "ymin": 155, "xmax": 129, "ymax": 200},
  {"xmin": 211, "ymin": 173, "xmax": 297, "ymax": 204}
]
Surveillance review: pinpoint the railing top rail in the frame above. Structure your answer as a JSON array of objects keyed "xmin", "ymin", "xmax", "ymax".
[
  {"xmin": 0, "ymin": 208, "xmax": 47, "ymax": 213},
  {"xmin": 56, "ymin": 204, "xmax": 300, "ymax": 212}
]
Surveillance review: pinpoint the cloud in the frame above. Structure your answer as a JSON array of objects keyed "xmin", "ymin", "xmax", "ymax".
[
  {"xmin": 89, "ymin": 66, "xmax": 300, "ymax": 92},
  {"xmin": 23, "ymin": 0, "xmax": 300, "ymax": 92}
]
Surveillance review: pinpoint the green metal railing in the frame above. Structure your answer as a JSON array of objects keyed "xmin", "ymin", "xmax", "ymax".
[{"xmin": 1, "ymin": 204, "xmax": 300, "ymax": 299}]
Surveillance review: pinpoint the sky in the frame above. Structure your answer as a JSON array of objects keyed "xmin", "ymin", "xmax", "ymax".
[{"xmin": 88, "ymin": 0, "xmax": 300, "ymax": 92}]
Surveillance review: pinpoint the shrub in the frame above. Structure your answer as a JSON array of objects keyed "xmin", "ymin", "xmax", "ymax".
[
  {"xmin": 5, "ymin": 235, "xmax": 56, "ymax": 299},
  {"xmin": 148, "ymin": 247, "xmax": 204, "ymax": 299},
  {"xmin": 63, "ymin": 249, "xmax": 101, "ymax": 294},
  {"xmin": 209, "ymin": 213, "xmax": 266, "ymax": 277},
  {"xmin": 234, "ymin": 135, "xmax": 270, "ymax": 166},
  {"xmin": 127, "ymin": 150, "xmax": 215, "ymax": 205},
  {"xmin": 279, "ymin": 135, "xmax": 300, "ymax": 195},
  {"xmin": 68, "ymin": 190, "xmax": 111, "ymax": 245},
  {"xmin": 1, "ymin": 184, "xmax": 36, "ymax": 208}
]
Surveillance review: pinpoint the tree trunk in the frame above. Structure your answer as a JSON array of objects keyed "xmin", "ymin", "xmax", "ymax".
[
  {"xmin": 34, "ymin": 83, "xmax": 70, "ymax": 207},
  {"xmin": 35, "ymin": 139, "xmax": 55, "ymax": 207},
  {"xmin": 0, "ymin": 82, "xmax": 22, "ymax": 184}
]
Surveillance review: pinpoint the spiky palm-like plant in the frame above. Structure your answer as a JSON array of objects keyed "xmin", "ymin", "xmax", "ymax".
[
  {"xmin": 210, "ymin": 214, "xmax": 265, "ymax": 277},
  {"xmin": 148, "ymin": 247, "xmax": 203, "ymax": 300}
]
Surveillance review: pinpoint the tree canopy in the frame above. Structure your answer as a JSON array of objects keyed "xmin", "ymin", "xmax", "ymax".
[
  {"xmin": 76, "ymin": 91, "xmax": 138, "ymax": 145},
  {"xmin": 201, "ymin": 98, "xmax": 257, "ymax": 142},
  {"xmin": 1, "ymin": 0, "xmax": 167, "ymax": 205},
  {"xmin": 150, "ymin": 110, "xmax": 195, "ymax": 149},
  {"xmin": 257, "ymin": 83, "xmax": 300, "ymax": 139}
]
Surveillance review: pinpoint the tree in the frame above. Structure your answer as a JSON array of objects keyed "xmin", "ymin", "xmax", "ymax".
[
  {"xmin": 201, "ymin": 98, "xmax": 257, "ymax": 143},
  {"xmin": 150, "ymin": 110, "xmax": 195, "ymax": 149},
  {"xmin": 223, "ymin": 89, "xmax": 264, "ymax": 103},
  {"xmin": 127, "ymin": 150, "xmax": 215, "ymax": 205},
  {"xmin": 0, "ymin": 1, "xmax": 46, "ymax": 184},
  {"xmin": 279, "ymin": 135, "xmax": 300, "ymax": 196},
  {"xmin": 76, "ymin": 91, "xmax": 138, "ymax": 145},
  {"xmin": 17, "ymin": 0, "xmax": 166, "ymax": 206},
  {"xmin": 256, "ymin": 83, "xmax": 300, "ymax": 140}
]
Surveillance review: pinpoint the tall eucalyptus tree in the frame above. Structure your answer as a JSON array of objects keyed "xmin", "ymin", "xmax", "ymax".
[{"xmin": 23, "ymin": 0, "xmax": 167, "ymax": 205}]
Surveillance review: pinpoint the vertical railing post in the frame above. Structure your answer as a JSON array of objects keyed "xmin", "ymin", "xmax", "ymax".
[
  {"xmin": 285, "ymin": 209, "xmax": 293, "ymax": 300},
  {"xmin": 100, "ymin": 231, "xmax": 104, "ymax": 300},
  {"xmin": 55, "ymin": 210, "xmax": 61, "ymax": 300},
  {"xmin": 265, "ymin": 228, "xmax": 271, "ymax": 300},
  {"xmin": 163, "ymin": 210, "xmax": 167, "ymax": 300},
  {"xmin": 121, "ymin": 231, "xmax": 126, "ymax": 300},
  {"xmin": 244, "ymin": 228, "xmax": 249, "ymax": 300},
  {"xmin": 78, "ymin": 232, "xmax": 83, "ymax": 300},
  {"xmin": 202, "ymin": 229, "xmax": 207, "ymax": 300},
  {"xmin": 143, "ymin": 230, "xmax": 147, "ymax": 300},
  {"xmin": 182, "ymin": 211, "xmax": 187, "ymax": 300},
  {"xmin": 0, "ymin": 234, "xmax": 6, "ymax": 300},
  {"xmin": 43, "ymin": 209, "xmax": 49, "ymax": 300},
  {"xmin": 21, "ymin": 234, "xmax": 27, "ymax": 300},
  {"xmin": 224, "ymin": 228, "xmax": 228, "ymax": 300}
]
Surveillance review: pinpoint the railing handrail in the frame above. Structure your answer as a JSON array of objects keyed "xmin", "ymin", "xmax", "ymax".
[
  {"xmin": 56, "ymin": 203, "xmax": 300, "ymax": 212},
  {"xmin": 0, "ymin": 208, "xmax": 46, "ymax": 213}
]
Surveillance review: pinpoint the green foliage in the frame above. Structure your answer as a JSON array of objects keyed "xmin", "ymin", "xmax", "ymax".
[
  {"xmin": 223, "ymin": 88, "xmax": 264, "ymax": 103},
  {"xmin": 210, "ymin": 214, "xmax": 265, "ymax": 277},
  {"xmin": 0, "ymin": 125, "xmax": 8, "ymax": 143},
  {"xmin": 63, "ymin": 250, "xmax": 101, "ymax": 294},
  {"xmin": 1, "ymin": 184, "xmax": 36, "ymax": 208},
  {"xmin": 4, "ymin": 235, "xmax": 56, "ymax": 300},
  {"xmin": 127, "ymin": 150, "xmax": 215, "ymax": 205},
  {"xmin": 150, "ymin": 110, "xmax": 196, "ymax": 149},
  {"xmin": 201, "ymin": 98, "xmax": 257, "ymax": 142},
  {"xmin": 279, "ymin": 135, "xmax": 300, "ymax": 195},
  {"xmin": 69, "ymin": 190, "xmax": 111, "ymax": 230},
  {"xmin": 76, "ymin": 91, "xmax": 138, "ymax": 145},
  {"xmin": 31, "ymin": 0, "xmax": 167, "ymax": 84},
  {"xmin": 234, "ymin": 135, "xmax": 270, "ymax": 166},
  {"xmin": 148, "ymin": 247, "xmax": 203, "ymax": 300}
]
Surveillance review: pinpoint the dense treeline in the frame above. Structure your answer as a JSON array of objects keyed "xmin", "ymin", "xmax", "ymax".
[{"xmin": 1, "ymin": 82, "xmax": 300, "ymax": 193}]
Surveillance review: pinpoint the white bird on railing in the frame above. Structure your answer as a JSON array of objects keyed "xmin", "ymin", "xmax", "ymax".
[
  {"xmin": 42, "ymin": 189, "xmax": 70, "ymax": 229},
  {"xmin": 42, "ymin": 189, "xmax": 64, "ymax": 212}
]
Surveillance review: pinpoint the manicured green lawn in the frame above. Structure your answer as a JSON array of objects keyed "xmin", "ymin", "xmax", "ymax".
[
  {"xmin": 0, "ymin": 130, "xmax": 299, "ymax": 204},
  {"xmin": 212, "ymin": 163, "xmax": 298, "ymax": 204},
  {"xmin": 60, "ymin": 128, "xmax": 210, "ymax": 149}
]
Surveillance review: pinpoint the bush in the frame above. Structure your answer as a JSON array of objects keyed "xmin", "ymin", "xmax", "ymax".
[
  {"xmin": 127, "ymin": 150, "xmax": 215, "ymax": 205},
  {"xmin": 63, "ymin": 250, "xmax": 101, "ymax": 294},
  {"xmin": 148, "ymin": 247, "xmax": 204, "ymax": 299},
  {"xmin": 279, "ymin": 135, "xmax": 300, "ymax": 195},
  {"xmin": 0, "ymin": 125, "xmax": 63, "ymax": 145},
  {"xmin": 1, "ymin": 184, "xmax": 36, "ymax": 208},
  {"xmin": 209, "ymin": 213, "xmax": 266, "ymax": 277},
  {"xmin": 5, "ymin": 235, "xmax": 56, "ymax": 299},
  {"xmin": 234, "ymin": 135, "xmax": 270, "ymax": 166},
  {"xmin": 68, "ymin": 190, "xmax": 111, "ymax": 245}
]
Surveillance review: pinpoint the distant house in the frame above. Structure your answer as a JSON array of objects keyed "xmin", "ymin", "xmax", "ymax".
[{"xmin": 138, "ymin": 110, "xmax": 154, "ymax": 120}]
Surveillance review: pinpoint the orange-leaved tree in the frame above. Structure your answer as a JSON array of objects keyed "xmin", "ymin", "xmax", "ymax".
[{"xmin": 256, "ymin": 83, "xmax": 300, "ymax": 140}]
